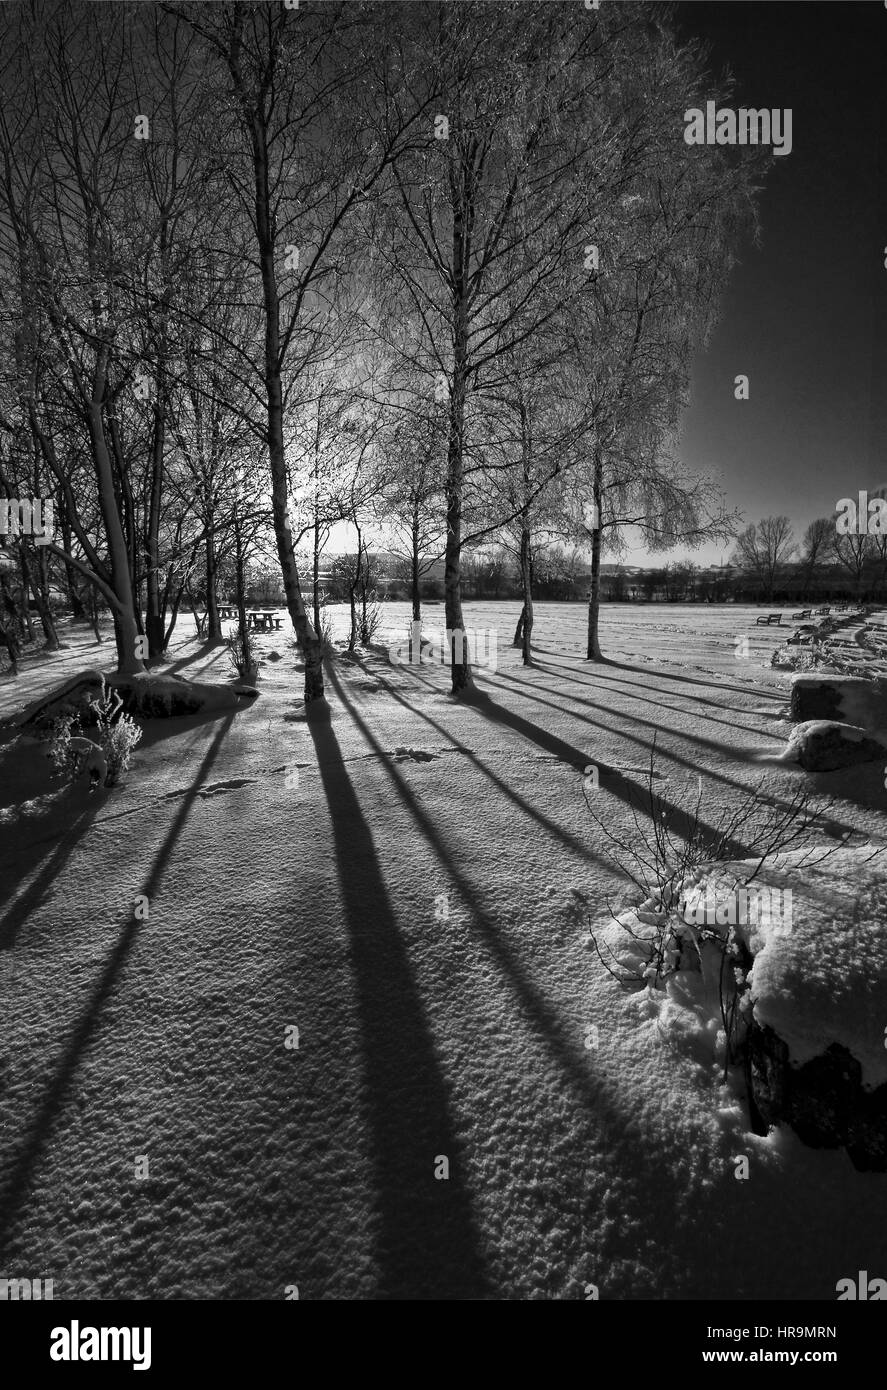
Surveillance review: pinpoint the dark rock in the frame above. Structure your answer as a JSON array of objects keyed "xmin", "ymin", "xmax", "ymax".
[
  {"xmin": 747, "ymin": 1022, "xmax": 887, "ymax": 1171},
  {"xmin": 790, "ymin": 675, "xmax": 887, "ymax": 726}
]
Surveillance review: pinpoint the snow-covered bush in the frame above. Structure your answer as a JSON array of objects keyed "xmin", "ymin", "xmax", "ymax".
[
  {"xmin": 226, "ymin": 625, "xmax": 255, "ymax": 680},
  {"xmin": 46, "ymin": 712, "xmax": 85, "ymax": 782},
  {"xmin": 45, "ymin": 712, "xmax": 109, "ymax": 789},
  {"xmin": 359, "ymin": 596, "xmax": 383, "ymax": 645},
  {"xmin": 317, "ymin": 600, "xmax": 336, "ymax": 655},
  {"xmin": 583, "ymin": 736, "xmax": 834, "ymax": 1076},
  {"xmin": 86, "ymin": 676, "xmax": 142, "ymax": 786},
  {"xmin": 771, "ymin": 644, "xmax": 826, "ymax": 671}
]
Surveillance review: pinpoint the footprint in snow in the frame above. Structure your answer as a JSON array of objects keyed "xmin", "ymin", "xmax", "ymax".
[{"xmin": 391, "ymin": 747, "xmax": 438, "ymax": 763}]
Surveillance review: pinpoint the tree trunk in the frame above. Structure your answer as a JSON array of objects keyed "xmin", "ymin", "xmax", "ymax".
[
  {"xmin": 233, "ymin": 509, "xmax": 251, "ymax": 669},
  {"xmin": 25, "ymin": 543, "xmax": 59, "ymax": 649},
  {"xmin": 60, "ymin": 508, "xmax": 86, "ymax": 620},
  {"xmin": 519, "ymin": 524, "xmax": 534, "ymax": 665},
  {"xmin": 444, "ymin": 307, "xmax": 471, "ymax": 692},
  {"xmin": 17, "ymin": 549, "xmax": 34, "ymax": 642},
  {"xmin": 411, "ymin": 504, "xmax": 421, "ymax": 622},
  {"xmin": 86, "ymin": 377, "xmax": 144, "ymax": 675},
  {"xmin": 348, "ymin": 529, "xmax": 361, "ymax": 652},
  {"xmin": 205, "ymin": 528, "xmax": 222, "ymax": 642},
  {"xmin": 107, "ymin": 412, "xmax": 142, "ymax": 639},
  {"xmin": 517, "ymin": 404, "xmax": 534, "ymax": 665},
  {"xmin": 145, "ymin": 226, "xmax": 171, "ymax": 661},
  {"xmin": 240, "ymin": 63, "xmax": 323, "ymax": 702},
  {"xmin": 313, "ymin": 506, "xmax": 322, "ymax": 636},
  {"xmin": 144, "ymin": 418, "xmax": 166, "ymax": 659},
  {"xmin": 586, "ymin": 456, "xmax": 604, "ymax": 661},
  {"xmin": 90, "ymin": 585, "xmax": 102, "ymax": 643},
  {"xmin": 360, "ymin": 562, "xmax": 369, "ymax": 641},
  {"xmin": 1, "ymin": 571, "xmax": 24, "ymax": 668},
  {"xmin": 513, "ymin": 607, "xmax": 525, "ymax": 647}
]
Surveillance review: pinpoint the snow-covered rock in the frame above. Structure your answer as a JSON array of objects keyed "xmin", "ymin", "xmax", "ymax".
[
  {"xmin": 699, "ymin": 848, "xmax": 887, "ymax": 1169},
  {"xmin": 19, "ymin": 669, "xmax": 258, "ymax": 729},
  {"xmin": 112, "ymin": 673, "xmax": 259, "ymax": 718},
  {"xmin": 779, "ymin": 719, "xmax": 887, "ymax": 771}
]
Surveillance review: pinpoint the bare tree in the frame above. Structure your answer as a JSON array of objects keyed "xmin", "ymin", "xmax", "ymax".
[
  {"xmin": 733, "ymin": 517, "xmax": 795, "ymax": 603},
  {"xmin": 180, "ymin": 1, "xmax": 438, "ymax": 704},
  {"xmin": 799, "ymin": 516, "xmax": 834, "ymax": 600},
  {"xmin": 830, "ymin": 529, "xmax": 874, "ymax": 600},
  {"xmin": 0, "ymin": 2, "xmax": 149, "ymax": 673}
]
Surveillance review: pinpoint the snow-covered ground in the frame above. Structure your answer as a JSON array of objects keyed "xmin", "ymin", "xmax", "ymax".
[{"xmin": 1, "ymin": 602, "xmax": 885, "ymax": 1300}]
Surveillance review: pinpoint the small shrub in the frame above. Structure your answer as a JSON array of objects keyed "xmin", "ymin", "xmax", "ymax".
[
  {"xmin": 318, "ymin": 603, "xmax": 335, "ymax": 654},
  {"xmin": 226, "ymin": 625, "xmax": 255, "ymax": 679},
  {"xmin": 359, "ymin": 595, "xmax": 383, "ymax": 645},
  {"xmin": 46, "ymin": 712, "xmax": 85, "ymax": 782},
  {"xmin": 583, "ymin": 735, "xmax": 840, "ymax": 1079},
  {"xmin": 86, "ymin": 676, "xmax": 142, "ymax": 786}
]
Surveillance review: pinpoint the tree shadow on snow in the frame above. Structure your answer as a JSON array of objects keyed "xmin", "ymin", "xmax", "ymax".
[
  {"xmin": 527, "ymin": 660, "xmax": 776, "ymax": 738},
  {"xmin": 0, "ymin": 713, "xmax": 236, "ymax": 1260},
  {"xmin": 456, "ymin": 685, "xmax": 758, "ymax": 861},
  {"xmin": 305, "ymin": 697, "xmax": 490, "ymax": 1300},
  {"xmin": 329, "ymin": 664, "xmax": 859, "ymax": 1299},
  {"xmin": 326, "ymin": 667, "xmax": 763, "ymax": 1296}
]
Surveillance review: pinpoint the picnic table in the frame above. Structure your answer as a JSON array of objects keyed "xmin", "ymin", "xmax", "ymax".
[
  {"xmin": 247, "ymin": 610, "xmax": 283, "ymax": 631},
  {"xmin": 209, "ymin": 605, "xmax": 284, "ymax": 629}
]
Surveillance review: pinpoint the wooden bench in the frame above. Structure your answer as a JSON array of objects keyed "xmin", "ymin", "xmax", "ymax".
[
  {"xmin": 791, "ymin": 609, "xmax": 812, "ymax": 620},
  {"xmin": 814, "ymin": 606, "xmax": 831, "ymax": 616},
  {"xmin": 756, "ymin": 613, "xmax": 782, "ymax": 625}
]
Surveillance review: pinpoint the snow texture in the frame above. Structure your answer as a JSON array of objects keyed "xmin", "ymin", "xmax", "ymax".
[{"xmin": 1, "ymin": 603, "xmax": 886, "ymax": 1300}]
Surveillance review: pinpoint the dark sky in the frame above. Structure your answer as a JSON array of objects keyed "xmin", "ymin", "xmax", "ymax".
[{"xmin": 637, "ymin": 0, "xmax": 887, "ymax": 566}]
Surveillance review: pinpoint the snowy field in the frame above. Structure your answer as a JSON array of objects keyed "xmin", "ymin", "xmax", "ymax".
[{"xmin": 1, "ymin": 601, "xmax": 886, "ymax": 1300}]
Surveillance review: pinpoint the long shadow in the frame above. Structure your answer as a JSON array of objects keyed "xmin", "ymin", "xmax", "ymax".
[
  {"xmin": 480, "ymin": 668, "xmax": 775, "ymax": 768},
  {"xmin": 379, "ymin": 654, "xmax": 741, "ymax": 796},
  {"xmin": 161, "ymin": 641, "xmax": 228, "ymax": 677},
  {"xmin": 0, "ymin": 801, "xmax": 99, "ymax": 951},
  {"xmin": 356, "ymin": 668, "xmax": 602, "ymax": 865},
  {"xmin": 530, "ymin": 644, "xmax": 774, "ymax": 701},
  {"xmin": 498, "ymin": 664, "xmax": 772, "ymax": 740},
  {"xmin": 527, "ymin": 661, "xmax": 777, "ymax": 737},
  {"xmin": 305, "ymin": 701, "xmax": 489, "ymax": 1300},
  {"xmin": 0, "ymin": 726, "xmax": 105, "ymax": 948},
  {"xmin": 456, "ymin": 686, "xmax": 758, "ymax": 861},
  {"xmin": 480, "ymin": 666, "xmax": 866, "ymax": 845},
  {"xmin": 373, "ymin": 655, "xmax": 863, "ymax": 846},
  {"xmin": 0, "ymin": 714, "xmax": 235, "ymax": 1259},
  {"xmin": 597, "ymin": 656, "xmax": 778, "ymax": 699},
  {"xmin": 326, "ymin": 666, "xmax": 768, "ymax": 1297}
]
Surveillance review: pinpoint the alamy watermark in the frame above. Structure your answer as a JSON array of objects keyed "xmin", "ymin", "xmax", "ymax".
[
  {"xmin": 835, "ymin": 489, "xmax": 887, "ymax": 535},
  {"xmin": 683, "ymin": 885, "xmax": 793, "ymax": 934},
  {"xmin": 683, "ymin": 102, "xmax": 792, "ymax": 157},
  {"xmin": 0, "ymin": 497, "xmax": 54, "ymax": 545},
  {"xmin": 389, "ymin": 622, "xmax": 498, "ymax": 671},
  {"xmin": 0, "ymin": 1275, "xmax": 53, "ymax": 1299}
]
